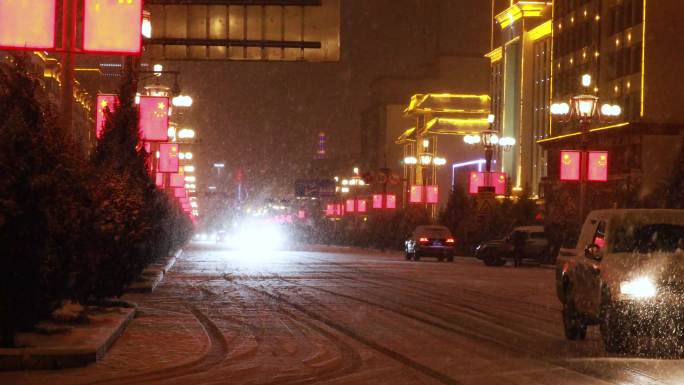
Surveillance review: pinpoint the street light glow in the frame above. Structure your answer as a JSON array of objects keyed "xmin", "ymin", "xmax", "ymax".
[
  {"xmin": 153, "ymin": 64, "xmax": 163, "ymax": 76},
  {"xmin": 433, "ymin": 157, "xmax": 447, "ymax": 166},
  {"xmin": 184, "ymin": 165, "xmax": 195, "ymax": 173},
  {"xmin": 172, "ymin": 95, "xmax": 193, "ymax": 107},
  {"xmin": 404, "ymin": 156, "xmax": 418, "ymax": 165},
  {"xmin": 208, "ymin": 186, "xmax": 217, "ymax": 190},
  {"xmin": 141, "ymin": 11, "xmax": 152, "ymax": 38},
  {"xmin": 463, "ymin": 135, "xmax": 481, "ymax": 144},
  {"xmin": 487, "ymin": 114, "xmax": 495, "ymax": 124},
  {"xmin": 178, "ymin": 128, "xmax": 195, "ymax": 139},
  {"xmin": 213, "ymin": 163, "xmax": 225, "ymax": 168},
  {"xmin": 184, "ymin": 176, "xmax": 196, "ymax": 182},
  {"xmin": 582, "ymin": 74, "xmax": 592, "ymax": 87},
  {"xmin": 420, "ymin": 154, "xmax": 432, "ymax": 165}
]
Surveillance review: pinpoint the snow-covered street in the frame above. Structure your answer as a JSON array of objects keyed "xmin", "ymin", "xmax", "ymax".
[{"xmin": 4, "ymin": 242, "xmax": 684, "ymax": 385}]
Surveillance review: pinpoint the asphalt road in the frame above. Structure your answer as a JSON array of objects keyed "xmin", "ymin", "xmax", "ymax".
[{"xmin": 5, "ymin": 243, "xmax": 684, "ymax": 385}]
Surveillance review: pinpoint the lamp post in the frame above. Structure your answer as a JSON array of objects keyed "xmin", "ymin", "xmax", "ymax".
[
  {"xmin": 463, "ymin": 114, "xmax": 515, "ymax": 191},
  {"xmin": 550, "ymin": 74, "xmax": 622, "ymax": 223}
]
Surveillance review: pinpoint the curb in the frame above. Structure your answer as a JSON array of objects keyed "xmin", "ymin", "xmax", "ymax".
[
  {"xmin": 125, "ymin": 250, "xmax": 181, "ymax": 294},
  {"xmin": 0, "ymin": 308, "xmax": 136, "ymax": 371}
]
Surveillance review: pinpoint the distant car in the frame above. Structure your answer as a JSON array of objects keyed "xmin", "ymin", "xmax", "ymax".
[
  {"xmin": 405, "ymin": 225, "xmax": 456, "ymax": 262},
  {"xmin": 215, "ymin": 230, "xmax": 228, "ymax": 243},
  {"xmin": 556, "ymin": 209, "xmax": 684, "ymax": 353},
  {"xmin": 475, "ymin": 226, "xmax": 553, "ymax": 266}
]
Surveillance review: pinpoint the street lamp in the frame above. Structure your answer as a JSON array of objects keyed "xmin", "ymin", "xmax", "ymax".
[
  {"xmin": 172, "ymin": 95, "xmax": 193, "ymax": 108},
  {"xmin": 550, "ymin": 73, "xmax": 622, "ymax": 223},
  {"xmin": 463, "ymin": 123, "xmax": 515, "ymax": 174}
]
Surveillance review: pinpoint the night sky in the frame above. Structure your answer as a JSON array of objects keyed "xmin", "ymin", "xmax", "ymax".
[{"xmin": 175, "ymin": 0, "xmax": 488, "ymax": 201}]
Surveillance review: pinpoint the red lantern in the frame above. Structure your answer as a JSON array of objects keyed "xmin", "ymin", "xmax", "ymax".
[
  {"xmin": 0, "ymin": 0, "xmax": 57, "ymax": 50},
  {"xmin": 588, "ymin": 151, "xmax": 608, "ymax": 182},
  {"xmin": 83, "ymin": 0, "xmax": 142, "ymax": 55},
  {"xmin": 174, "ymin": 187, "xmax": 187, "ymax": 198},
  {"xmin": 410, "ymin": 185, "xmax": 423, "ymax": 203},
  {"xmin": 96, "ymin": 94, "xmax": 118, "ymax": 139},
  {"xmin": 158, "ymin": 143, "xmax": 179, "ymax": 173},
  {"xmin": 169, "ymin": 173, "xmax": 184, "ymax": 188},
  {"xmin": 139, "ymin": 96, "xmax": 169, "ymax": 142},
  {"xmin": 426, "ymin": 185, "xmax": 439, "ymax": 204},
  {"xmin": 560, "ymin": 150, "xmax": 581, "ymax": 181}
]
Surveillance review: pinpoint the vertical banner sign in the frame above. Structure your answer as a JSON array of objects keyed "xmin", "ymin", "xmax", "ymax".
[
  {"xmin": 0, "ymin": 0, "xmax": 57, "ymax": 50},
  {"xmin": 158, "ymin": 143, "xmax": 179, "ymax": 173},
  {"xmin": 426, "ymin": 186, "xmax": 439, "ymax": 204},
  {"xmin": 346, "ymin": 199, "xmax": 355, "ymax": 213},
  {"xmin": 169, "ymin": 173, "xmax": 184, "ymax": 188},
  {"xmin": 493, "ymin": 172, "xmax": 507, "ymax": 195},
  {"xmin": 326, "ymin": 204, "xmax": 335, "ymax": 217},
  {"xmin": 83, "ymin": 0, "xmax": 142, "ymax": 55},
  {"xmin": 560, "ymin": 150, "xmax": 581, "ymax": 181},
  {"xmin": 372, "ymin": 194, "xmax": 383, "ymax": 209},
  {"xmin": 357, "ymin": 200, "xmax": 367, "ymax": 213},
  {"xmin": 588, "ymin": 151, "xmax": 608, "ymax": 182},
  {"xmin": 96, "ymin": 94, "xmax": 118, "ymax": 139},
  {"xmin": 139, "ymin": 96, "xmax": 169, "ymax": 141},
  {"xmin": 155, "ymin": 172, "xmax": 164, "ymax": 187},
  {"xmin": 469, "ymin": 172, "xmax": 482, "ymax": 194},
  {"xmin": 298, "ymin": 210, "xmax": 306, "ymax": 220},
  {"xmin": 410, "ymin": 185, "xmax": 423, "ymax": 203},
  {"xmin": 386, "ymin": 195, "xmax": 397, "ymax": 209},
  {"xmin": 174, "ymin": 187, "xmax": 187, "ymax": 198}
]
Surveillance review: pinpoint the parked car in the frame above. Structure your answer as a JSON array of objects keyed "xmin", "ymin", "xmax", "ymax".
[
  {"xmin": 475, "ymin": 226, "xmax": 553, "ymax": 266},
  {"xmin": 555, "ymin": 209, "xmax": 684, "ymax": 353},
  {"xmin": 404, "ymin": 225, "xmax": 456, "ymax": 262}
]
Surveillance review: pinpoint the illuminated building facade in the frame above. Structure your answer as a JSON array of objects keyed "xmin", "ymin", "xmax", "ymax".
[
  {"xmin": 540, "ymin": 0, "xmax": 684, "ymax": 216},
  {"xmin": 486, "ymin": 0, "xmax": 553, "ymax": 196}
]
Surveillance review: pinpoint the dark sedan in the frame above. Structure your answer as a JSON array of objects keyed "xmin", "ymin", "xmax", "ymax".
[{"xmin": 405, "ymin": 225, "xmax": 456, "ymax": 262}]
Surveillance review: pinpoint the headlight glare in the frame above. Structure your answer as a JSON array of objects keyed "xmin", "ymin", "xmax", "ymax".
[{"xmin": 620, "ymin": 277, "xmax": 657, "ymax": 299}]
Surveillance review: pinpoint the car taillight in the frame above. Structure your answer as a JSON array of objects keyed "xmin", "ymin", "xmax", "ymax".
[
  {"xmin": 419, "ymin": 237, "xmax": 429, "ymax": 243},
  {"xmin": 446, "ymin": 238, "xmax": 455, "ymax": 244}
]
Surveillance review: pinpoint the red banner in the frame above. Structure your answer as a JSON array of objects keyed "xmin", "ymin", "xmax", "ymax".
[
  {"xmin": 469, "ymin": 172, "xmax": 507, "ymax": 195},
  {"xmin": 155, "ymin": 172, "xmax": 164, "ymax": 188},
  {"xmin": 95, "ymin": 94, "xmax": 118, "ymax": 139},
  {"xmin": 174, "ymin": 187, "xmax": 187, "ymax": 198},
  {"xmin": 410, "ymin": 185, "xmax": 423, "ymax": 203},
  {"xmin": 139, "ymin": 96, "xmax": 169, "ymax": 142},
  {"xmin": 560, "ymin": 150, "xmax": 581, "ymax": 181},
  {"xmin": 169, "ymin": 173, "xmax": 184, "ymax": 188},
  {"xmin": 426, "ymin": 185, "xmax": 439, "ymax": 204},
  {"xmin": 83, "ymin": 0, "xmax": 142, "ymax": 55},
  {"xmin": 346, "ymin": 199, "xmax": 355, "ymax": 213},
  {"xmin": 386, "ymin": 194, "xmax": 396, "ymax": 209},
  {"xmin": 372, "ymin": 194, "xmax": 383, "ymax": 209},
  {"xmin": 357, "ymin": 200, "xmax": 367, "ymax": 213},
  {"xmin": 588, "ymin": 151, "xmax": 608, "ymax": 182},
  {"xmin": 158, "ymin": 143, "xmax": 179, "ymax": 173},
  {"xmin": 0, "ymin": 0, "xmax": 57, "ymax": 50}
]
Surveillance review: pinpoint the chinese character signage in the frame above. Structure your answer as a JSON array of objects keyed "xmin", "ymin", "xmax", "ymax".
[
  {"xmin": 83, "ymin": 0, "xmax": 142, "ymax": 55},
  {"xmin": 96, "ymin": 94, "xmax": 118, "ymax": 139},
  {"xmin": 0, "ymin": 0, "xmax": 56, "ymax": 50},
  {"xmin": 139, "ymin": 96, "xmax": 169, "ymax": 142},
  {"xmin": 588, "ymin": 151, "xmax": 608, "ymax": 182},
  {"xmin": 560, "ymin": 150, "xmax": 581, "ymax": 181}
]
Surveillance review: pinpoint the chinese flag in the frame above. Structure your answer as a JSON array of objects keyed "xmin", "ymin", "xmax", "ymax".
[
  {"xmin": 410, "ymin": 185, "xmax": 423, "ymax": 203},
  {"xmin": 372, "ymin": 194, "xmax": 383, "ymax": 209},
  {"xmin": 139, "ymin": 96, "xmax": 169, "ymax": 142},
  {"xmin": 560, "ymin": 150, "xmax": 581, "ymax": 181},
  {"xmin": 357, "ymin": 200, "xmax": 367, "ymax": 213},
  {"xmin": 468, "ymin": 172, "xmax": 482, "ymax": 195},
  {"xmin": 83, "ymin": 0, "xmax": 142, "ymax": 54},
  {"xmin": 169, "ymin": 173, "xmax": 184, "ymax": 188},
  {"xmin": 588, "ymin": 151, "xmax": 608, "ymax": 182},
  {"xmin": 426, "ymin": 185, "xmax": 439, "ymax": 204},
  {"xmin": 386, "ymin": 195, "xmax": 396, "ymax": 209},
  {"xmin": 0, "ymin": 0, "xmax": 56, "ymax": 50},
  {"xmin": 174, "ymin": 187, "xmax": 187, "ymax": 198},
  {"xmin": 298, "ymin": 210, "xmax": 306, "ymax": 220},
  {"xmin": 326, "ymin": 204, "xmax": 335, "ymax": 217},
  {"xmin": 96, "ymin": 94, "xmax": 118, "ymax": 139},
  {"xmin": 335, "ymin": 204, "xmax": 344, "ymax": 216},
  {"xmin": 158, "ymin": 143, "xmax": 179, "ymax": 173}
]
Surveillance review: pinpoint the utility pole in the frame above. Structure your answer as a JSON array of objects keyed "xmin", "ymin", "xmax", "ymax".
[{"xmin": 60, "ymin": 0, "xmax": 75, "ymax": 136}]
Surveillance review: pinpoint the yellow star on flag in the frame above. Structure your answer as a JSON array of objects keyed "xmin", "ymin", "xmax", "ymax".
[
  {"xmin": 100, "ymin": 100, "xmax": 108, "ymax": 108},
  {"xmin": 158, "ymin": 102, "xmax": 166, "ymax": 110}
]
